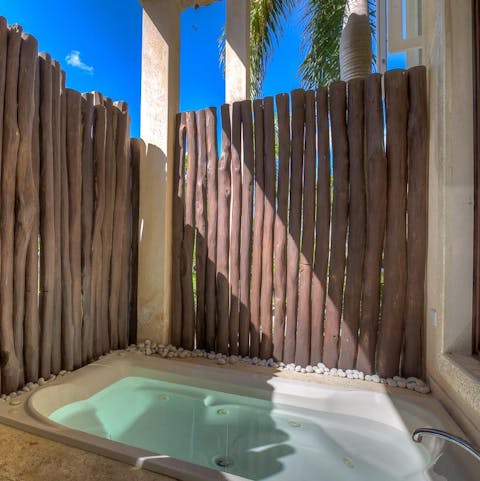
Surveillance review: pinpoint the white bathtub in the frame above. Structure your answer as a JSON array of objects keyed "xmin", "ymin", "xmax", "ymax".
[{"xmin": 0, "ymin": 351, "xmax": 476, "ymax": 481}]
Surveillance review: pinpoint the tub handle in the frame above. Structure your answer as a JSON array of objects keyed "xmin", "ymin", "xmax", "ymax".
[{"xmin": 412, "ymin": 428, "xmax": 480, "ymax": 463}]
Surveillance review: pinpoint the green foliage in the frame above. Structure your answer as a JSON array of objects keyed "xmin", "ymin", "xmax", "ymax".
[{"xmin": 299, "ymin": 0, "xmax": 346, "ymax": 88}]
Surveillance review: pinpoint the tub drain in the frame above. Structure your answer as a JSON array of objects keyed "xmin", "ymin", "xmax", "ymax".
[{"xmin": 213, "ymin": 455, "xmax": 234, "ymax": 468}]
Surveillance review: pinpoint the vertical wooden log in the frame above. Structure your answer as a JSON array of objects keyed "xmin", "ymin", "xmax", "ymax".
[
  {"xmin": 103, "ymin": 99, "xmax": 116, "ymax": 351},
  {"xmin": 60, "ymin": 73, "xmax": 74, "ymax": 371},
  {"xmin": 250, "ymin": 99, "xmax": 264, "ymax": 358},
  {"xmin": 403, "ymin": 66, "xmax": 428, "ymax": 378},
  {"xmin": 284, "ymin": 89, "xmax": 305, "ymax": 364},
  {"xmin": 182, "ymin": 111, "xmax": 197, "ymax": 350},
  {"xmin": 239, "ymin": 100, "xmax": 254, "ymax": 356},
  {"xmin": 377, "ymin": 69, "xmax": 409, "ymax": 378},
  {"xmin": 229, "ymin": 102, "xmax": 242, "ymax": 355},
  {"xmin": 311, "ymin": 87, "xmax": 331, "ymax": 365},
  {"xmin": 338, "ymin": 78, "xmax": 366, "ymax": 370},
  {"xmin": 91, "ymin": 104, "xmax": 106, "ymax": 358},
  {"xmin": 1, "ymin": 25, "xmax": 23, "ymax": 391},
  {"xmin": 273, "ymin": 93, "xmax": 290, "ymax": 362},
  {"xmin": 81, "ymin": 93, "xmax": 94, "ymax": 362},
  {"xmin": 295, "ymin": 90, "xmax": 316, "ymax": 366},
  {"xmin": 205, "ymin": 107, "xmax": 218, "ymax": 352},
  {"xmin": 66, "ymin": 89, "xmax": 83, "ymax": 368},
  {"xmin": 195, "ymin": 109, "xmax": 207, "ymax": 349},
  {"xmin": 216, "ymin": 104, "xmax": 231, "ymax": 354},
  {"xmin": 129, "ymin": 138, "xmax": 143, "ymax": 345},
  {"xmin": 324, "ymin": 81, "xmax": 349, "ymax": 368},
  {"xmin": 38, "ymin": 51, "xmax": 55, "ymax": 381},
  {"xmin": 50, "ymin": 60, "xmax": 62, "ymax": 374},
  {"xmin": 171, "ymin": 113, "xmax": 186, "ymax": 347},
  {"xmin": 356, "ymin": 74, "xmax": 387, "ymax": 374},
  {"xmin": 112, "ymin": 102, "xmax": 131, "ymax": 349},
  {"xmin": 13, "ymin": 33, "xmax": 38, "ymax": 386},
  {"xmin": 24, "ymin": 57, "xmax": 40, "ymax": 383},
  {"xmin": 260, "ymin": 97, "xmax": 275, "ymax": 360}
]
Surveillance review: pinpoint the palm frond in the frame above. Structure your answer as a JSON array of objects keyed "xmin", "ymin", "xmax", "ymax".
[{"xmin": 250, "ymin": 0, "xmax": 295, "ymax": 97}]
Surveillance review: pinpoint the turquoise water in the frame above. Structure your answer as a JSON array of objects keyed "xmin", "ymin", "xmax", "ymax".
[{"xmin": 49, "ymin": 377, "xmax": 429, "ymax": 480}]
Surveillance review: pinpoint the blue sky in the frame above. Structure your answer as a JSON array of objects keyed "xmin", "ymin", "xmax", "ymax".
[{"xmin": 1, "ymin": 1, "xmax": 404, "ymax": 138}]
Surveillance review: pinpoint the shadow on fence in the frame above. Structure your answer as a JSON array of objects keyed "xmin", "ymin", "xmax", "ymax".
[{"xmin": 171, "ymin": 66, "xmax": 428, "ymax": 380}]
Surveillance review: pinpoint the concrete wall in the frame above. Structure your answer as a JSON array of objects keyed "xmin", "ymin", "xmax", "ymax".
[{"xmin": 423, "ymin": 0, "xmax": 480, "ymax": 444}]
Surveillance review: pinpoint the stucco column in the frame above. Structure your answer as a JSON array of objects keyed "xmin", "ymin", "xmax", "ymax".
[
  {"xmin": 138, "ymin": 0, "xmax": 181, "ymax": 344},
  {"xmin": 225, "ymin": 0, "xmax": 250, "ymax": 103}
]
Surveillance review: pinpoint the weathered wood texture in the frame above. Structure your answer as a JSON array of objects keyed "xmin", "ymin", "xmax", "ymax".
[
  {"xmin": 229, "ymin": 102, "xmax": 242, "ymax": 355},
  {"xmin": 171, "ymin": 69, "xmax": 427, "ymax": 376},
  {"xmin": 310, "ymin": 87, "xmax": 330, "ymax": 365},
  {"xmin": 284, "ymin": 89, "xmax": 305, "ymax": 364},
  {"xmin": 376, "ymin": 70, "xmax": 409, "ymax": 378},
  {"xmin": 356, "ymin": 74, "xmax": 387, "ymax": 374},
  {"xmin": 403, "ymin": 66, "xmax": 427, "ymax": 378},
  {"xmin": 195, "ymin": 110, "xmax": 207, "ymax": 349},
  {"xmin": 0, "ymin": 19, "xmax": 139, "ymax": 395},
  {"xmin": 273, "ymin": 94, "xmax": 290, "ymax": 362},
  {"xmin": 249, "ymin": 99, "xmax": 264, "ymax": 358},
  {"xmin": 172, "ymin": 67, "xmax": 427, "ymax": 376},
  {"xmin": 338, "ymin": 78, "xmax": 366, "ymax": 370},
  {"xmin": 323, "ymin": 81, "xmax": 349, "ymax": 369}
]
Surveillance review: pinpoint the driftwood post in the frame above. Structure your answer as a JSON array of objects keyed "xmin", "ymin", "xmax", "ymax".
[
  {"xmin": 13, "ymin": 33, "xmax": 38, "ymax": 384},
  {"xmin": 356, "ymin": 74, "xmax": 386, "ymax": 374},
  {"xmin": 24, "ymin": 56, "xmax": 40, "ymax": 383},
  {"xmin": 216, "ymin": 104, "xmax": 231, "ymax": 354},
  {"xmin": 91, "ymin": 103, "xmax": 106, "ymax": 358},
  {"xmin": 239, "ymin": 100, "xmax": 254, "ymax": 356},
  {"xmin": 38, "ymin": 51, "xmax": 55, "ymax": 381},
  {"xmin": 403, "ymin": 66, "xmax": 427, "ymax": 378},
  {"xmin": 171, "ymin": 114, "xmax": 186, "ymax": 347},
  {"xmin": 338, "ymin": 78, "xmax": 366, "ymax": 369},
  {"xmin": 195, "ymin": 109, "xmax": 207, "ymax": 349},
  {"xmin": 377, "ymin": 69, "xmax": 408, "ymax": 378},
  {"xmin": 260, "ymin": 97, "xmax": 275, "ymax": 360},
  {"xmin": 50, "ymin": 61, "xmax": 62, "ymax": 374},
  {"xmin": 229, "ymin": 102, "xmax": 242, "ymax": 354},
  {"xmin": 311, "ymin": 87, "xmax": 330, "ymax": 365},
  {"xmin": 284, "ymin": 89, "xmax": 305, "ymax": 364},
  {"xmin": 102, "ymin": 99, "xmax": 116, "ymax": 351},
  {"xmin": 324, "ymin": 82, "xmax": 349, "ymax": 368},
  {"xmin": 81, "ymin": 93, "xmax": 94, "ymax": 361},
  {"xmin": 273, "ymin": 93, "xmax": 290, "ymax": 362},
  {"xmin": 249, "ymin": 99, "xmax": 264, "ymax": 357},
  {"xmin": 205, "ymin": 107, "xmax": 218, "ymax": 351},
  {"xmin": 60, "ymin": 74, "xmax": 74, "ymax": 371},
  {"xmin": 182, "ymin": 111, "xmax": 197, "ymax": 350},
  {"xmin": 295, "ymin": 90, "xmax": 316, "ymax": 367},
  {"xmin": 1, "ymin": 25, "xmax": 23, "ymax": 392},
  {"xmin": 66, "ymin": 89, "xmax": 83, "ymax": 368}
]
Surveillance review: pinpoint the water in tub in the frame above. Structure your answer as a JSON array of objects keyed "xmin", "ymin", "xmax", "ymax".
[{"xmin": 49, "ymin": 377, "xmax": 432, "ymax": 480}]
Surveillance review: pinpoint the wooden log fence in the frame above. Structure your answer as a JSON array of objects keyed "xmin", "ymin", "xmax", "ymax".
[
  {"xmin": 0, "ymin": 19, "xmax": 140, "ymax": 395},
  {"xmin": 172, "ymin": 66, "xmax": 428, "ymax": 378}
]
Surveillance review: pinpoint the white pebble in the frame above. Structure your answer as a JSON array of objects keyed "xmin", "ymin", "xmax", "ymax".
[
  {"xmin": 10, "ymin": 392, "xmax": 17, "ymax": 398},
  {"xmin": 397, "ymin": 380, "xmax": 407, "ymax": 388},
  {"xmin": 358, "ymin": 372, "xmax": 365, "ymax": 380},
  {"xmin": 306, "ymin": 365, "xmax": 313, "ymax": 373},
  {"xmin": 414, "ymin": 385, "xmax": 431, "ymax": 394},
  {"xmin": 407, "ymin": 382, "xmax": 416, "ymax": 390},
  {"xmin": 347, "ymin": 373, "xmax": 354, "ymax": 379},
  {"xmin": 386, "ymin": 378, "xmax": 397, "ymax": 387},
  {"xmin": 295, "ymin": 365, "xmax": 302, "ymax": 372},
  {"xmin": 49, "ymin": 374, "xmax": 56, "ymax": 381},
  {"xmin": 371, "ymin": 374, "xmax": 380, "ymax": 383},
  {"xmin": 317, "ymin": 362, "xmax": 326, "ymax": 369},
  {"xmin": 216, "ymin": 358, "xmax": 226, "ymax": 365},
  {"xmin": 22, "ymin": 386, "xmax": 30, "ymax": 392},
  {"xmin": 300, "ymin": 368, "xmax": 306, "ymax": 373},
  {"xmin": 337, "ymin": 369, "xmax": 346, "ymax": 378},
  {"xmin": 38, "ymin": 378, "xmax": 45, "ymax": 386}
]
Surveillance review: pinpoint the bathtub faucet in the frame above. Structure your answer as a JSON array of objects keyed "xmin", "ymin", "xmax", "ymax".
[{"xmin": 412, "ymin": 428, "xmax": 480, "ymax": 463}]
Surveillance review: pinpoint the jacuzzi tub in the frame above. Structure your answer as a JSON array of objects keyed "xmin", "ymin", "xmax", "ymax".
[{"xmin": 0, "ymin": 351, "xmax": 476, "ymax": 481}]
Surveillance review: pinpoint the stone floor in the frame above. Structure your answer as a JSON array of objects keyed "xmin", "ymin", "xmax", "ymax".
[{"xmin": 0, "ymin": 423, "xmax": 175, "ymax": 481}]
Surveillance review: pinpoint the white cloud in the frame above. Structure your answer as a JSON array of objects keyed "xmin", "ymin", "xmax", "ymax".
[{"xmin": 65, "ymin": 50, "xmax": 94, "ymax": 74}]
